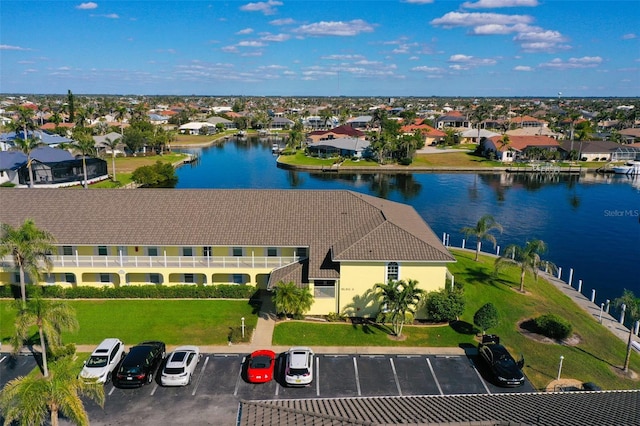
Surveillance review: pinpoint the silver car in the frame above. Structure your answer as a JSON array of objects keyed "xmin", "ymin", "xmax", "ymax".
[
  {"xmin": 284, "ymin": 346, "xmax": 314, "ymax": 386},
  {"xmin": 160, "ymin": 346, "xmax": 201, "ymax": 386}
]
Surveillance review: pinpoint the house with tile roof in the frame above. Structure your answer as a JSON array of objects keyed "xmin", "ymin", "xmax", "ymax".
[
  {"xmin": 400, "ymin": 119, "xmax": 446, "ymax": 146},
  {"xmin": 0, "ymin": 189, "xmax": 455, "ymax": 317},
  {"xmin": 510, "ymin": 115, "xmax": 548, "ymax": 128},
  {"xmin": 306, "ymin": 138, "xmax": 372, "ymax": 159},
  {"xmin": 307, "ymin": 125, "xmax": 366, "ymax": 144},
  {"xmin": 484, "ymin": 135, "xmax": 560, "ymax": 162}
]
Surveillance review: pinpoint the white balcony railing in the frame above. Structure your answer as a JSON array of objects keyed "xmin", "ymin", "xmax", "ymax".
[{"xmin": 1, "ymin": 255, "xmax": 301, "ymax": 271}]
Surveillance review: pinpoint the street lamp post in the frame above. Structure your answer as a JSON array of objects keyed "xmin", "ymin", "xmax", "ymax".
[
  {"xmin": 241, "ymin": 317, "xmax": 245, "ymax": 339},
  {"xmin": 557, "ymin": 355, "xmax": 564, "ymax": 380},
  {"xmin": 599, "ymin": 303, "xmax": 604, "ymax": 323}
]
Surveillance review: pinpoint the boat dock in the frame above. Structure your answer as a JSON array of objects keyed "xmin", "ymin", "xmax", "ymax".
[{"xmin": 506, "ymin": 163, "xmax": 582, "ymax": 174}]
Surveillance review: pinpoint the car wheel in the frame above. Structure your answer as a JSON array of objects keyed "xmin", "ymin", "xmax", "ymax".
[{"xmin": 147, "ymin": 372, "xmax": 153, "ymax": 384}]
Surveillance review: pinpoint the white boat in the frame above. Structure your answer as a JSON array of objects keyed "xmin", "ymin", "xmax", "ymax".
[{"xmin": 612, "ymin": 160, "xmax": 640, "ymax": 175}]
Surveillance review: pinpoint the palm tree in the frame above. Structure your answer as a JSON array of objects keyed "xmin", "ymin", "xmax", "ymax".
[
  {"xmin": 73, "ymin": 134, "xmax": 97, "ymax": 189},
  {"xmin": 273, "ymin": 281, "xmax": 313, "ymax": 318},
  {"xmin": 614, "ymin": 289, "xmax": 640, "ymax": 373},
  {"xmin": 13, "ymin": 136, "xmax": 43, "ymax": 188},
  {"xmin": 0, "ymin": 355, "xmax": 104, "ymax": 426},
  {"xmin": 319, "ymin": 108, "xmax": 334, "ymax": 129},
  {"xmin": 461, "ymin": 215, "xmax": 503, "ymax": 261},
  {"xmin": 103, "ymin": 136, "xmax": 122, "ymax": 182},
  {"xmin": 375, "ymin": 279, "xmax": 424, "ymax": 337},
  {"xmin": 495, "ymin": 239, "xmax": 548, "ymax": 293},
  {"xmin": 0, "ymin": 219, "xmax": 56, "ymax": 307},
  {"xmin": 114, "ymin": 105, "xmax": 128, "ymax": 135},
  {"xmin": 12, "ymin": 297, "xmax": 79, "ymax": 378}
]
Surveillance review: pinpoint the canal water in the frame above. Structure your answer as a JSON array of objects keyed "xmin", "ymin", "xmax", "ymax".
[{"xmin": 176, "ymin": 137, "xmax": 640, "ymax": 310}]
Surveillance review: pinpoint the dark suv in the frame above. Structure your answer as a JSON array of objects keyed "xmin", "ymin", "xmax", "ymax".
[
  {"xmin": 477, "ymin": 335, "xmax": 525, "ymax": 387},
  {"xmin": 115, "ymin": 341, "xmax": 166, "ymax": 388}
]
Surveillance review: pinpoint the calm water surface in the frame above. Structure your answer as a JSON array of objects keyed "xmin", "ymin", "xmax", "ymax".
[{"xmin": 176, "ymin": 137, "xmax": 640, "ymax": 308}]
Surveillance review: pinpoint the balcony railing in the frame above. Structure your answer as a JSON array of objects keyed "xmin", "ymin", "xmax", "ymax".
[{"xmin": 1, "ymin": 255, "xmax": 302, "ymax": 271}]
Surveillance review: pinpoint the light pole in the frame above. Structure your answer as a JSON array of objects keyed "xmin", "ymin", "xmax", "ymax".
[
  {"xmin": 241, "ymin": 317, "xmax": 245, "ymax": 339},
  {"xmin": 599, "ymin": 303, "xmax": 604, "ymax": 323},
  {"xmin": 557, "ymin": 355, "xmax": 564, "ymax": 380}
]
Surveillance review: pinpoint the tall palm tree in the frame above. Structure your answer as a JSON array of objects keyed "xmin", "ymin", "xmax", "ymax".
[
  {"xmin": 614, "ymin": 289, "xmax": 640, "ymax": 373},
  {"xmin": 319, "ymin": 108, "xmax": 334, "ymax": 129},
  {"xmin": 103, "ymin": 136, "xmax": 122, "ymax": 182},
  {"xmin": 273, "ymin": 281, "xmax": 312, "ymax": 318},
  {"xmin": 114, "ymin": 105, "xmax": 128, "ymax": 135},
  {"xmin": 375, "ymin": 279, "xmax": 424, "ymax": 337},
  {"xmin": 495, "ymin": 239, "xmax": 548, "ymax": 293},
  {"xmin": 461, "ymin": 215, "xmax": 503, "ymax": 261},
  {"xmin": 13, "ymin": 136, "xmax": 43, "ymax": 188},
  {"xmin": 0, "ymin": 355, "xmax": 104, "ymax": 426},
  {"xmin": 12, "ymin": 297, "xmax": 79, "ymax": 378},
  {"xmin": 12, "ymin": 105, "xmax": 37, "ymax": 139},
  {"xmin": 0, "ymin": 219, "xmax": 56, "ymax": 307},
  {"xmin": 73, "ymin": 134, "xmax": 96, "ymax": 189}
]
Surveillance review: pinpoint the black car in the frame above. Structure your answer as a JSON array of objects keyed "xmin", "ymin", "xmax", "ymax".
[
  {"xmin": 115, "ymin": 341, "xmax": 166, "ymax": 388},
  {"xmin": 477, "ymin": 335, "xmax": 525, "ymax": 387}
]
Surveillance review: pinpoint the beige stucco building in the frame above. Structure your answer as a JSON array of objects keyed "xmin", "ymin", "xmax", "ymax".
[{"xmin": 0, "ymin": 189, "xmax": 454, "ymax": 317}]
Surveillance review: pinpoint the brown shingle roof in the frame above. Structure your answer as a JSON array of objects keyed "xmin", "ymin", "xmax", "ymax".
[{"xmin": 0, "ymin": 189, "xmax": 454, "ymax": 282}]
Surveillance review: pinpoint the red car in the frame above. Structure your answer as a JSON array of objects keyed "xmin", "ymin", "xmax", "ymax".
[{"xmin": 246, "ymin": 350, "xmax": 276, "ymax": 383}]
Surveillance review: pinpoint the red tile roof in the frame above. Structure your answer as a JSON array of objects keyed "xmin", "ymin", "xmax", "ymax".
[{"xmin": 489, "ymin": 135, "xmax": 559, "ymax": 152}]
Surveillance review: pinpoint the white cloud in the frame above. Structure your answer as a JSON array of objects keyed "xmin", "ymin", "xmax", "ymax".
[
  {"xmin": 293, "ymin": 20, "xmax": 375, "ymax": 37},
  {"xmin": 403, "ymin": 0, "xmax": 435, "ymax": 3},
  {"xmin": 321, "ymin": 54, "xmax": 366, "ymax": 60},
  {"xmin": 76, "ymin": 2, "xmax": 98, "ymax": 10},
  {"xmin": 237, "ymin": 41, "xmax": 266, "ymax": 47},
  {"xmin": 0, "ymin": 44, "xmax": 31, "ymax": 51},
  {"xmin": 260, "ymin": 33, "xmax": 290, "ymax": 42},
  {"xmin": 90, "ymin": 13, "xmax": 119, "ymax": 19},
  {"xmin": 269, "ymin": 18, "xmax": 295, "ymax": 26},
  {"xmin": 430, "ymin": 12, "xmax": 532, "ymax": 28},
  {"xmin": 411, "ymin": 66, "xmax": 444, "ymax": 73},
  {"xmin": 622, "ymin": 33, "xmax": 637, "ymax": 40},
  {"xmin": 539, "ymin": 56, "xmax": 603, "ymax": 70},
  {"xmin": 513, "ymin": 65, "xmax": 533, "ymax": 71},
  {"xmin": 236, "ymin": 28, "xmax": 254, "ymax": 35},
  {"xmin": 448, "ymin": 54, "xmax": 497, "ymax": 68},
  {"xmin": 240, "ymin": 1, "xmax": 282, "ymax": 16},
  {"xmin": 462, "ymin": 0, "xmax": 538, "ymax": 9}
]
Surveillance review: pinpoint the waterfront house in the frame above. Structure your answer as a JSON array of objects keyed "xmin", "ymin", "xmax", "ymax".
[
  {"xmin": 558, "ymin": 140, "xmax": 629, "ymax": 161},
  {"xmin": 306, "ymin": 125, "xmax": 366, "ymax": 144},
  {"xmin": 400, "ymin": 120, "xmax": 446, "ymax": 146},
  {"xmin": 484, "ymin": 135, "xmax": 560, "ymax": 162},
  {"xmin": 306, "ymin": 138, "xmax": 372, "ymax": 159},
  {"xmin": 0, "ymin": 189, "xmax": 454, "ymax": 317}
]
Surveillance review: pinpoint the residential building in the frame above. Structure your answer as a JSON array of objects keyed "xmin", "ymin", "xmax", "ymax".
[
  {"xmin": 0, "ymin": 189, "xmax": 454, "ymax": 318},
  {"xmin": 306, "ymin": 138, "xmax": 372, "ymax": 159},
  {"xmin": 306, "ymin": 125, "xmax": 366, "ymax": 144},
  {"xmin": 484, "ymin": 135, "xmax": 560, "ymax": 162},
  {"xmin": 400, "ymin": 120, "xmax": 446, "ymax": 146},
  {"xmin": 434, "ymin": 112, "xmax": 469, "ymax": 130}
]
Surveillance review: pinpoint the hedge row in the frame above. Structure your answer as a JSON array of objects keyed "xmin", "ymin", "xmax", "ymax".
[{"xmin": 0, "ymin": 284, "xmax": 256, "ymax": 300}]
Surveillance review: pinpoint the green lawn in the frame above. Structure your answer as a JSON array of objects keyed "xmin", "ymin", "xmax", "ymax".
[{"xmin": 1, "ymin": 299, "xmax": 258, "ymax": 346}]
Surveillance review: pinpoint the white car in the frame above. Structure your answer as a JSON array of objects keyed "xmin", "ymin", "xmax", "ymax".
[
  {"xmin": 284, "ymin": 346, "xmax": 314, "ymax": 387},
  {"xmin": 160, "ymin": 346, "xmax": 201, "ymax": 386},
  {"xmin": 79, "ymin": 338, "xmax": 125, "ymax": 384}
]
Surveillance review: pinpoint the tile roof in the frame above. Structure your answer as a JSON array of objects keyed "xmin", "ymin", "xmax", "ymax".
[
  {"xmin": 488, "ymin": 135, "xmax": 559, "ymax": 152},
  {"xmin": 308, "ymin": 125, "xmax": 366, "ymax": 138},
  {"xmin": 239, "ymin": 391, "xmax": 640, "ymax": 426},
  {"xmin": 0, "ymin": 189, "xmax": 454, "ymax": 281}
]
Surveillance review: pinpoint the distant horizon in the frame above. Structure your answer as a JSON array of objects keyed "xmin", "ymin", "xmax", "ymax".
[{"xmin": 1, "ymin": 1, "xmax": 638, "ymax": 97}]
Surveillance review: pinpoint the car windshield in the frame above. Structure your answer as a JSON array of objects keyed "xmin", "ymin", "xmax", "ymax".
[
  {"xmin": 86, "ymin": 355, "xmax": 108, "ymax": 367},
  {"xmin": 250, "ymin": 356, "xmax": 272, "ymax": 369}
]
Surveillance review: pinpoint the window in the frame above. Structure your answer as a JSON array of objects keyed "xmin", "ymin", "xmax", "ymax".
[
  {"xmin": 62, "ymin": 246, "xmax": 73, "ymax": 256},
  {"xmin": 314, "ymin": 280, "xmax": 335, "ymax": 298},
  {"xmin": 98, "ymin": 246, "xmax": 108, "ymax": 256},
  {"xmin": 203, "ymin": 246, "xmax": 212, "ymax": 257},
  {"xmin": 386, "ymin": 262, "xmax": 399, "ymax": 282},
  {"xmin": 149, "ymin": 274, "xmax": 161, "ymax": 284},
  {"xmin": 65, "ymin": 273, "xmax": 75, "ymax": 284},
  {"xmin": 267, "ymin": 247, "xmax": 277, "ymax": 257},
  {"xmin": 184, "ymin": 274, "xmax": 194, "ymax": 283},
  {"xmin": 100, "ymin": 273, "xmax": 110, "ymax": 283},
  {"xmin": 182, "ymin": 247, "xmax": 193, "ymax": 257},
  {"xmin": 296, "ymin": 247, "xmax": 308, "ymax": 258},
  {"xmin": 232, "ymin": 247, "xmax": 243, "ymax": 257},
  {"xmin": 148, "ymin": 247, "xmax": 158, "ymax": 257},
  {"xmin": 232, "ymin": 274, "xmax": 244, "ymax": 284}
]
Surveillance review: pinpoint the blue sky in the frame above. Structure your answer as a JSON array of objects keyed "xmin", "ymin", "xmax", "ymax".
[{"xmin": 1, "ymin": 0, "xmax": 638, "ymax": 97}]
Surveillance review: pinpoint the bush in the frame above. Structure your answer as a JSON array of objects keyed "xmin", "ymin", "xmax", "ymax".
[
  {"xmin": 48, "ymin": 343, "xmax": 77, "ymax": 362},
  {"xmin": 0, "ymin": 284, "xmax": 256, "ymax": 300},
  {"xmin": 228, "ymin": 325, "xmax": 252, "ymax": 344},
  {"xmin": 474, "ymin": 302, "xmax": 499, "ymax": 334},
  {"xmin": 534, "ymin": 314, "xmax": 573, "ymax": 340},
  {"xmin": 423, "ymin": 288, "xmax": 465, "ymax": 322},
  {"xmin": 398, "ymin": 157, "xmax": 413, "ymax": 166},
  {"xmin": 326, "ymin": 312, "xmax": 346, "ymax": 322}
]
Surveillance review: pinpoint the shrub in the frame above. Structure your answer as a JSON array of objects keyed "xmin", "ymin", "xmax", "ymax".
[
  {"xmin": 228, "ymin": 326, "xmax": 252, "ymax": 344},
  {"xmin": 534, "ymin": 313, "xmax": 573, "ymax": 340},
  {"xmin": 473, "ymin": 302, "xmax": 499, "ymax": 334},
  {"xmin": 423, "ymin": 288, "xmax": 465, "ymax": 322},
  {"xmin": 326, "ymin": 312, "xmax": 346, "ymax": 322},
  {"xmin": 398, "ymin": 157, "xmax": 413, "ymax": 166}
]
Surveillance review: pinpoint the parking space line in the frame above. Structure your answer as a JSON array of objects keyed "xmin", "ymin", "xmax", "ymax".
[
  {"xmin": 108, "ymin": 385, "xmax": 116, "ymax": 396},
  {"xmin": 233, "ymin": 363, "xmax": 243, "ymax": 396},
  {"xmin": 352, "ymin": 357, "xmax": 361, "ymax": 396},
  {"xmin": 389, "ymin": 358, "xmax": 402, "ymax": 396},
  {"xmin": 275, "ymin": 381, "xmax": 279, "ymax": 396},
  {"xmin": 471, "ymin": 359, "xmax": 492, "ymax": 395},
  {"xmin": 0, "ymin": 356, "xmax": 6, "ymax": 363},
  {"xmin": 315, "ymin": 356, "xmax": 320, "ymax": 396},
  {"xmin": 426, "ymin": 358, "xmax": 444, "ymax": 395},
  {"xmin": 150, "ymin": 383, "xmax": 158, "ymax": 396},
  {"xmin": 191, "ymin": 356, "xmax": 209, "ymax": 396}
]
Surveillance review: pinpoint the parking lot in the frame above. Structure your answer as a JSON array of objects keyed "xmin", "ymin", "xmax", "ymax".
[{"xmin": 1, "ymin": 351, "xmax": 534, "ymax": 425}]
